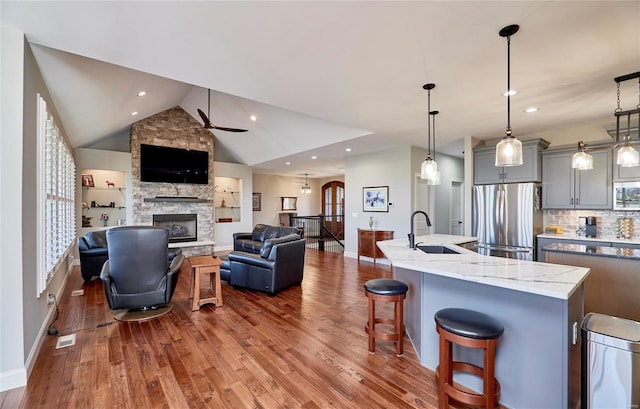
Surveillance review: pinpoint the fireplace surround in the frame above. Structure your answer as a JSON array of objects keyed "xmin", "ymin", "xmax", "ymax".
[{"xmin": 153, "ymin": 214, "xmax": 197, "ymax": 243}]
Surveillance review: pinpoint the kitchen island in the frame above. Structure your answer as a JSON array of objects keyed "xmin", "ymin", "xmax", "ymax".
[{"xmin": 377, "ymin": 234, "xmax": 591, "ymax": 409}]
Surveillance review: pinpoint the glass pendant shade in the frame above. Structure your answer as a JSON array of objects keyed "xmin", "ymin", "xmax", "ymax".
[
  {"xmin": 426, "ymin": 170, "xmax": 441, "ymax": 186},
  {"xmin": 420, "ymin": 157, "xmax": 438, "ymax": 180},
  {"xmin": 572, "ymin": 151, "xmax": 594, "ymax": 170},
  {"xmin": 617, "ymin": 145, "xmax": 640, "ymax": 167},
  {"xmin": 495, "ymin": 137, "xmax": 523, "ymax": 167}
]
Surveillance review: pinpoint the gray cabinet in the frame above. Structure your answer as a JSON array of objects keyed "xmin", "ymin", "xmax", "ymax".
[
  {"xmin": 613, "ymin": 149, "xmax": 640, "ymax": 182},
  {"xmin": 474, "ymin": 139, "xmax": 549, "ymax": 185},
  {"xmin": 542, "ymin": 149, "xmax": 612, "ymax": 209}
]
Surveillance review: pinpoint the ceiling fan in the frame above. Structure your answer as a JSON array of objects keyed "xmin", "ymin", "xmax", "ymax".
[{"xmin": 196, "ymin": 88, "xmax": 248, "ymax": 133}]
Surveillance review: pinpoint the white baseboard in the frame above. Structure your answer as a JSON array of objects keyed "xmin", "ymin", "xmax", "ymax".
[
  {"xmin": 344, "ymin": 251, "xmax": 391, "ymax": 266},
  {"xmin": 0, "ymin": 368, "xmax": 27, "ymax": 392},
  {"xmin": 24, "ymin": 261, "xmax": 72, "ymax": 381}
]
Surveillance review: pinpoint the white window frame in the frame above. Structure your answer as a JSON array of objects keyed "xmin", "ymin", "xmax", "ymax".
[{"xmin": 36, "ymin": 94, "xmax": 76, "ymax": 296}]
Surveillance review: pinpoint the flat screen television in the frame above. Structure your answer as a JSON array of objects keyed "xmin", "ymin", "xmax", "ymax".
[{"xmin": 140, "ymin": 144, "xmax": 209, "ymax": 184}]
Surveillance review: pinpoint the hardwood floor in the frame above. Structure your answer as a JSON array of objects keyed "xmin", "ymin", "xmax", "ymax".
[{"xmin": 5, "ymin": 250, "xmax": 479, "ymax": 409}]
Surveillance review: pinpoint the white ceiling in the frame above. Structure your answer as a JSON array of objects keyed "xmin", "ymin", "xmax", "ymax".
[{"xmin": 3, "ymin": 1, "xmax": 639, "ymax": 178}]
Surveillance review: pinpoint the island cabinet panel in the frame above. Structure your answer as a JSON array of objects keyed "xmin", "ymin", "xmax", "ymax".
[
  {"xmin": 357, "ymin": 229, "xmax": 393, "ymax": 264},
  {"xmin": 542, "ymin": 149, "xmax": 612, "ymax": 209},
  {"xmin": 395, "ymin": 266, "xmax": 583, "ymax": 409}
]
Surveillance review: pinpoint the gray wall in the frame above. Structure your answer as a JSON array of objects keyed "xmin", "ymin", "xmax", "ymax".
[
  {"xmin": 344, "ymin": 146, "xmax": 414, "ymax": 258},
  {"xmin": 1, "ymin": 28, "xmax": 73, "ymax": 391}
]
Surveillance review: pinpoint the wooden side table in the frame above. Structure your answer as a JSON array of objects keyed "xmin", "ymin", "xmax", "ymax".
[
  {"xmin": 189, "ymin": 255, "xmax": 223, "ymax": 311},
  {"xmin": 358, "ymin": 229, "xmax": 394, "ymax": 265}
]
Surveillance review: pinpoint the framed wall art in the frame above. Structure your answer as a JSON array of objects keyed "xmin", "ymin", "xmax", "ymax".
[
  {"xmin": 363, "ymin": 186, "xmax": 389, "ymax": 212},
  {"xmin": 82, "ymin": 174, "xmax": 94, "ymax": 187},
  {"xmin": 252, "ymin": 192, "xmax": 261, "ymax": 211}
]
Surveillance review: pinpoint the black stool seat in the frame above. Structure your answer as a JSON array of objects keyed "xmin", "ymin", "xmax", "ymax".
[
  {"xmin": 435, "ymin": 308, "xmax": 504, "ymax": 340},
  {"xmin": 364, "ymin": 279, "xmax": 408, "ymax": 296}
]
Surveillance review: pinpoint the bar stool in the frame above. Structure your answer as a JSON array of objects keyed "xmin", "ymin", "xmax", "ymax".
[
  {"xmin": 434, "ymin": 308, "xmax": 504, "ymax": 409},
  {"xmin": 364, "ymin": 278, "xmax": 408, "ymax": 356}
]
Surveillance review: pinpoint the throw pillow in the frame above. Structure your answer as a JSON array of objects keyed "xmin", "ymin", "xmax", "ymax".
[
  {"xmin": 251, "ymin": 224, "xmax": 268, "ymax": 242},
  {"xmin": 85, "ymin": 230, "xmax": 107, "ymax": 248}
]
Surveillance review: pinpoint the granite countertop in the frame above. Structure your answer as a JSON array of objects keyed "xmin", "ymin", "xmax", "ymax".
[
  {"xmin": 538, "ymin": 232, "xmax": 640, "ymax": 246},
  {"xmin": 377, "ymin": 234, "xmax": 590, "ymax": 300},
  {"xmin": 542, "ymin": 242, "xmax": 640, "ymax": 260}
]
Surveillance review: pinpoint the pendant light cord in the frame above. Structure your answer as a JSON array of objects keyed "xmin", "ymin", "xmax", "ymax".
[
  {"xmin": 506, "ymin": 36, "xmax": 512, "ymax": 137},
  {"xmin": 427, "ymin": 89, "xmax": 432, "ymax": 155}
]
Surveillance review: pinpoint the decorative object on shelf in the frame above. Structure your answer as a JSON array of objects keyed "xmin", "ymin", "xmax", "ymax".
[
  {"xmin": 363, "ymin": 186, "xmax": 389, "ymax": 212},
  {"xmin": 82, "ymin": 215, "xmax": 92, "ymax": 227},
  {"xmin": 572, "ymin": 71, "xmax": 640, "ymax": 170},
  {"xmin": 616, "ymin": 217, "xmax": 634, "ymax": 239},
  {"xmin": 301, "ymin": 174, "xmax": 312, "ymax": 194},
  {"xmin": 369, "ymin": 216, "xmax": 374, "ymax": 230},
  {"xmin": 252, "ymin": 192, "xmax": 261, "ymax": 211},
  {"xmin": 420, "ymin": 83, "xmax": 440, "ymax": 185},
  {"xmin": 82, "ymin": 174, "xmax": 94, "ymax": 187},
  {"xmin": 100, "ymin": 213, "xmax": 109, "ymax": 227},
  {"xmin": 221, "ymin": 198, "xmax": 227, "ymax": 208},
  {"xmin": 495, "ymin": 24, "xmax": 523, "ymax": 168},
  {"xmin": 106, "ymin": 180, "xmax": 115, "ymax": 187}
]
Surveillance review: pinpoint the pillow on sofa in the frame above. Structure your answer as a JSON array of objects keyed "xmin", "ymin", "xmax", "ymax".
[
  {"xmin": 259, "ymin": 233, "xmax": 301, "ymax": 258},
  {"xmin": 85, "ymin": 230, "xmax": 107, "ymax": 248},
  {"xmin": 264, "ymin": 226, "xmax": 281, "ymax": 240},
  {"xmin": 251, "ymin": 224, "xmax": 269, "ymax": 242}
]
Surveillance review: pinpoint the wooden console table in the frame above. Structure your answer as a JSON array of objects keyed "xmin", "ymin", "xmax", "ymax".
[{"xmin": 358, "ymin": 229, "xmax": 393, "ymax": 265}]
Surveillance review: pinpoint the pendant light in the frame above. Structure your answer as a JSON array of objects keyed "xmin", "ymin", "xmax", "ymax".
[
  {"xmin": 495, "ymin": 24, "xmax": 523, "ymax": 167},
  {"xmin": 420, "ymin": 83, "xmax": 439, "ymax": 181},
  {"xmin": 301, "ymin": 174, "xmax": 311, "ymax": 194},
  {"xmin": 427, "ymin": 110, "xmax": 441, "ymax": 185},
  {"xmin": 572, "ymin": 72, "xmax": 640, "ymax": 169}
]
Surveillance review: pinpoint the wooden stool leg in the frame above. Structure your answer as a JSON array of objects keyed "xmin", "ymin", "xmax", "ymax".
[
  {"xmin": 438, "ymin": 332, "xmax": 451, "ymax": 409},
  {"xmin": 191, "ymin": 267, "xmax": 201, "ymax": 311},
  {"xmin": 368, "ymin": 296, "xmax": 375, "ymax": 353},
  {"xmin": 394, "ymin": 298, "xmax": 404, "ymax": 356},
  {"xmin": 485, "ymin": 340, "xmax": 497, "ymax": 409}
]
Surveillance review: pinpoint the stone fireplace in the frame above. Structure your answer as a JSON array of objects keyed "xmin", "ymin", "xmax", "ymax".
[{"xmin": 153, "ymin": 214, "xmax": 197, "ymax": 243}]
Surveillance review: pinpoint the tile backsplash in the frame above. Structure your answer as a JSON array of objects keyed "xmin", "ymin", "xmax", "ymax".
[{"xmin": 544, "ymin": 209, "xmax": 640, "ymax": 239}]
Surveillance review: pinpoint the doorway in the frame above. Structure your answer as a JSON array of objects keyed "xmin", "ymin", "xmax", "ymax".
[
  {"xmin": 322, "ymin": 181, "xmax": 344, "ymax": 239},
  {"xmin": 450, "ymin": 181, "xmax": 464, "ymax": 235}
]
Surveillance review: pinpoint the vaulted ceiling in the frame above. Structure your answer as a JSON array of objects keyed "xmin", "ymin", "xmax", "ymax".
[{"xmin": 3, "ymin": 1, "xmax": 639, "ymax": 177}]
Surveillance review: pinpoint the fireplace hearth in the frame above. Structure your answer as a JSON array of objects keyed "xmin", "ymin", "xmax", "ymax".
[{"xmin": 153, "ymin": 214, "xmax": 197, "ymax": 243}]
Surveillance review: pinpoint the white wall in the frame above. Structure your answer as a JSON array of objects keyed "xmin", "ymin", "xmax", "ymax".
[
  {"xmin": 252, "ymin": 174, "xmax": 322, "ymax": 226},
  {"xmin": 213, "ymin": 162, "xmax": 253, "ymax": 250},
  {"xmin": 1, "ymin": 24, "xmax": 27, "ymax": 392},
  {"xmin": 344, "ymin": 146, "xmax": 413, "ymax": 258}
]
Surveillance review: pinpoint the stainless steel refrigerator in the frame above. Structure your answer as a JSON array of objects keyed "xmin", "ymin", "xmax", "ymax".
[{"xmin": 472, "ymin": 183, "xmax": 543, "ymax": 260}]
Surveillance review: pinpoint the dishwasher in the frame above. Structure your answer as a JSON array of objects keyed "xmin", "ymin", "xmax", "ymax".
[{"xmin": 581, "ymin": 312, "xmax": 640, "ymax": 409}]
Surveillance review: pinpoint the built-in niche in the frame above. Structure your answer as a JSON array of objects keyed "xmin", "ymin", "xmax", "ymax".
[
  {"xmin": 215, "ymin": 177, "xmax": 241, "ymax": 223},
  {"xmin": 81, "ymin": 168, "xmax": 127, "ymax": 231}
]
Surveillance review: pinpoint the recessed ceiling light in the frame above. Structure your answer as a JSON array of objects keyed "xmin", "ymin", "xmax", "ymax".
[
  {"xmin": 131, "ymin": 111, "xmax": 138, "ymax": 116},
  {"xmin": 503, "ymin": 90, "xmax": 517, "ymax": 97},
  {"xmin": 285, "ymin": 162, "xmax": 291, "ymax": 165},
  {"xmin": 137, "ymin": 91, "xmax": 146, "ymax": 97},
  {"xmin": 525, "ymin": 107, "xmax": 539, "ymax": 113},
  {"xmin": 345, "ymin": 148, "xmax": 352, "ymax": 152},
  {"xmin": 311, "ymin": 156, "xmax": 317, "ymax": 160},
  {"xmin": 250, "ymin": 115, "xmax": 257, "ymax": 122}
]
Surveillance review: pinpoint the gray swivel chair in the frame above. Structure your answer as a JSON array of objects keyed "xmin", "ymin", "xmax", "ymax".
[{"xmin": 100, "ymin": 226, "xmax": 184, "ymax": 321}]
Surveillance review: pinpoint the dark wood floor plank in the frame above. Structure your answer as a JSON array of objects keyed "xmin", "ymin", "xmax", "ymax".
[{"xmin": 6, "ymin": 249, "xmax": 498, "ymax": 409}]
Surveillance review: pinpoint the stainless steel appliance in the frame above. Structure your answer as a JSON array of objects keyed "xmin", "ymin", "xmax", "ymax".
[
  {"xmin": 585, "ymin": 216, "xmax": 597, "ymax": 238},
  {"xmin": 614, "ymin": 182, "xmax": 640, "ymax": 211},
  {"xmin": 581, "ymin": 313, "xmax": 640, "ymax": 409},
  {"xmin": 472, "ymin": 183, "xmax": 542, "ymax": 260}
]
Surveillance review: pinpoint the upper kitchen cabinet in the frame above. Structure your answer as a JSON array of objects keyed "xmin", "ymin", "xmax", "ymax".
[
  {"xmin": 613, "ymin": 149, "xmax": 640, "ymax": 182},
  {"xmin": 542, "ymin": 149, "xmax": 612, "ymax": 209},
  {"xmin": 474, "ymin": 139, "xmax": 549, "ymax": 185}
]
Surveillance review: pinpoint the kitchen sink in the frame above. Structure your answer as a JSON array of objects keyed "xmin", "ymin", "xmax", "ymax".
[{"xmin": 416, "ymin": 245, "xmax": 460, "ymax": 254}]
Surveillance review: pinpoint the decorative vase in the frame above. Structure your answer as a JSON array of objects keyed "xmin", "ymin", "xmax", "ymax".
[{"xmin": 369, "ymin": 216, "xmax": 374, "ymax": 230}]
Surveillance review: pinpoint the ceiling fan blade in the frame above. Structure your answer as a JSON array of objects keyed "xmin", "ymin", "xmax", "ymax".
[
  {"xmin": 197, "ymin": 109, "xmax": 213, "ymax": 128},
  {"xmin": 213, "ymin": 125, "xmax": 248, "ymax": 133}
]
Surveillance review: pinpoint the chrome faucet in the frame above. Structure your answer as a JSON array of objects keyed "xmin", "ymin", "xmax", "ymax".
[{"xmin": 409, "ymin": 210, "xmax": 432, "ymax": 249}]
